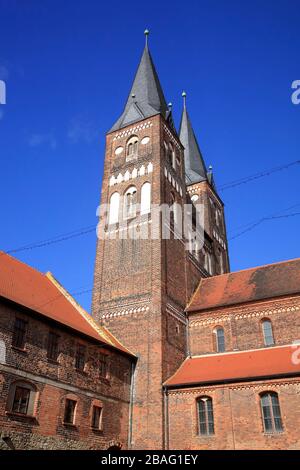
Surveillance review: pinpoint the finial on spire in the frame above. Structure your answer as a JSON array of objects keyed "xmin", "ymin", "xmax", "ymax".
[
  {"xmin": 208, "ymin": 165, "xmax": 213, "ymax": 172},
  {"xmin": 182, "ymin": 90, "xmax": 187, "ymax": 108},
  {"xmin": 144, "ymin": 29, "xmax": 150, "ymax": 47},
  {"xmin": 168, "ymin": 102, "xmax": 173, "ymax": 110}
]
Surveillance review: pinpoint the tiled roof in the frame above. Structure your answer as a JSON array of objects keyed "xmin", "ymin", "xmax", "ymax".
[
  {"xmin": 0, "ymin": 251, "xmax": 134, "ymax": 356},
  {"xmin": 187, "ymin": 258, "xmax": 300, "ymax": 312},
  {"xmin": 109, "ymin": 44, "xmax": 169, "ymax": 132},
  {"xmin": 164, "ymin": 345, "xmax": 300, "ymax": 387},
  {"xmin": 179, "ymin": 102, "xmax": 207, "ymax": 185}
]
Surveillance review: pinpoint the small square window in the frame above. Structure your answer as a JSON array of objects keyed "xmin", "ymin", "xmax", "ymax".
[
  {"xmin": 12, "ymin": 386, "xmax": 30, "ymax": 414},
  {"xmin": 64, "ymin": 399, "xmax": 76, "ymax": 425}
]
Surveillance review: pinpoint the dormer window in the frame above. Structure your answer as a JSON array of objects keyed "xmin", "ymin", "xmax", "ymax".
[{"xmin": 126, "ymin": 136, "xmax": 138, "ymax": 161}]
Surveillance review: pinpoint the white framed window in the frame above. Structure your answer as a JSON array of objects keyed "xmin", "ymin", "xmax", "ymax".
[
  {"xmin": 108, "ymin": 192, "xmax": 120, "ymax": 225},
  {"xmin": 126, "ymin": 136, "xmax": 138, "ymax": 161},
  {"xmin": 141, "ymin": 182, "xmax": 151, "ymax": 215},
  {"xmin": 124, "ymin": 186, "xmax": 137, "ymax": 219}
]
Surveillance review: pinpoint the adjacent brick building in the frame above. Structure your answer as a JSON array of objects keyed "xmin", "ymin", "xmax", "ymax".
[
  {"xmin": 0, "ymin": 252, "xmax": 135, "ymax": 450},
  {"xmin": 1, "ymin": 33, "xmax": 300, "ymax": 450},
  {"xmin": 165, "ymin": 260, "xmax": 300, "ymax": 449}
]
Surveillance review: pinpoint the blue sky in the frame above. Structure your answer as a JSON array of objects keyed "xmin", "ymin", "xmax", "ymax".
[{"xmin": 0, "ymin": 0, "xmax": 299, "ymax": 311}]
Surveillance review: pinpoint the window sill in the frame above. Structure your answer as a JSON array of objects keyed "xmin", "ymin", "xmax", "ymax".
[
  {"xmin": 5, "ymin": 411, "xmax": 37, "ymax": 422},
  {"xmin": 47, "ymin": 358, "xmax": 59, "ymax": 365},
  {"xmin": 91, "ymin": 427, "xmax": 103, "ymax": 433},
  {"xmin": 264, "ymin": 431, "xmax": 284, "ymax": 436},
  {"xmin": 11, "ymin": 346, "xmax": 27, "ymax": 354},
  {"xmin": 99, "ymin": 376, "xmax": 110, "ymax": 384},
  {"xmin": 75, "ymin": 368, "xmax": 88, "ymax": 375},
  {"xmin": 62, "ymin": 422, "xmax": 78, "ymax": 429}
]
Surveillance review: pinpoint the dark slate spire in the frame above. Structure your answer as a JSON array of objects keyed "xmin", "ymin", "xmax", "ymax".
[
  {"xmin": 179, "ymin": 92, "xmax": 208, "ymax": 185},
  {"xmin": 110, "ymin": 31, "xmax": 170, "ymax": 132}
]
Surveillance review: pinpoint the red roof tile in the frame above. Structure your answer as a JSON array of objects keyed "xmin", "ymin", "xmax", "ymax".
[
  {"xmin": 164, "ymin": 345, "xmax": 300, "ymax": 387},
  {"xmin": 0, "ymin": 252, "xmax": 133, "ymax": 356},
  {"xmin": 187, "ymin": 258, "xmax": 300, "ymax": 312}
]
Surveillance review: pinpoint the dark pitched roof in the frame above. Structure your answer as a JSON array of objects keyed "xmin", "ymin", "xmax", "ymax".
[
  {"xmin": 179, "ymin": 102, "xmax": 208, "ymax": 185},
  {"xmin": 109, "ymin": 45, "xmax": 169, "ymax": 132},
  {"xmin": 187, "ymin": 257, "xmax": 300, "ymax": 313},
  {"xmin": 0, "ymin": 251, "xmax": 134, "ymax": 356},
  {"xmin": 164, "ymin": 345, "xmax": 300, "ymax": 387}
]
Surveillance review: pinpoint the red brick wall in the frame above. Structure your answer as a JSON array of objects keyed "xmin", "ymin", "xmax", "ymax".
[
  {"xmin": 189, "ymin": 295, "xmax": 300, "ymax": 356},
  {"xmin": 0, "ymin": 299, "xmax": 132, "ymax": 450},
  {"xmin": 167, "ymin": 378, "xmax": 300, "ymax": 450},
  {"xmin": 92, "ymin": 115, "xmax": 205, "ymax": 449}
]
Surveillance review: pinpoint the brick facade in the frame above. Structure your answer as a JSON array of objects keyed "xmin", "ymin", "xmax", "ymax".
[
  {"xmin": 167, "ymin": 378, "xmax": 300, "ymax": 450},
  {"xmin": 189, "ymin": 295, "xmax": 300, "ymax": 356},
  {"xmin": 0, "ymin": 298, "xmax": 133, "ymax": 450}
]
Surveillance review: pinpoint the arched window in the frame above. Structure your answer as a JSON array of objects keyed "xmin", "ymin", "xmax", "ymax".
[
  {"xmin": 197, "ymin": 397, "xmax": 214, "ymax": 435},
  {"xmin": 164, "ymin": 141, "xmax": 168, "ymax": 162},
  {"xmin": 219, "ymin": 249, "xmax": 224, "ymax": 274},
  {"xmin": 262, "ymin": 319, "xmax": 274, "ymax": 346},
  {"xmin": 260, "ymin": 392, "xmax": 283, "ymax": 433},
  {"xmin": 141, "ymin": 182, "xmax": 151, "ymax": 215},
  {"xmin": 7, "ymin": 381, "xmax": 37, "ymax": 416},
  {"xmin": 126, "ymin": 136, "xmax": 138, "ymax": 161},
  {"xmin": 169, "ymin": 143, "xmax": 175, "ymax": 169},
  {"xmin": 214, "ymin": 326, "xmax": 225, "ymax": 353},
  {"xmin": 124, "ymin": 186, "xmax": 137, "ymax": 219},
  {"xmin": 170, "ymin": 192, "xmax": 176, "ymax": 227},
  {"xmin": 108, "ymin": 192, "xmax": 120, "ymax": 225}
]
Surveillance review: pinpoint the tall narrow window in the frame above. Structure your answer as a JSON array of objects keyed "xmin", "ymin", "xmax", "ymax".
[
  {"xmin": 12, "ymin": 318, "xmax": 27, "ymax": 349},
  {"xmin": 198, "ymin": 397, "xmax": 214, "ymax": 435},
  {"xmin": 262, "ymin": 319, "xmax": 275, "ymax": 346},
  {"xmin": 260, "ymin": 392, "xmax": 283, "ymax": 433},
  {"xmin": 164, "ymin": 141, "xmax": 168, "ymax": 161},
  {"xmin": 219, "ymin": 250, "xmax": 224, "ymax": 274},
  {"xmin": 214, "ymin": 327, "xmax": 225, "ymax": 353},
  {"xmin": 99, "ymin": 353, "xmax": 108, "ymax": 379},
  {"xmin": 47, "ymin": 332, "xmax": 59, "ymax": 361},
  {"xmin": 64, "ymin": 399, "xmax": 77, "ymax": 425},
  {"xmin": 91, "ymin": 406, "xmax": 102, "ymax": 429},
  {"xmin": 109, "ymin": 192, "xmax": 120, "ymax": 225},
  {"xmin": 169, "ymin": 143, "xmax": 175, "ymax": 168},
  {"xmin": 141, "ymin": 182, "xmax": 151, "ymax": 215},
  {"xmin": 124, "ymin": 186, "xmax": 137, "ymax": 219},
  {"xmin": 75, "ymin": 344, "xmax": 86, "ymax": 371}
]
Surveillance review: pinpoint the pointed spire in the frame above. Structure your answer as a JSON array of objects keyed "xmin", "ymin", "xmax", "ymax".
[
  {"xmin": 179, "ymin": 92, "xmax": 208, "ymax": 185},
  {"xmin": 109, "ymin": 31, "xmax": 169, "ymax": 132}
]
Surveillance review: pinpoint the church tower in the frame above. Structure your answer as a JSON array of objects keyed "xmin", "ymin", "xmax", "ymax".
[
  {"xmin": 179, "ymin": 93, "xmax": 230, "ymax": 275},
  {"xmin": 92, "ymin": 32, "xmax": 229, "ymax": 449}
]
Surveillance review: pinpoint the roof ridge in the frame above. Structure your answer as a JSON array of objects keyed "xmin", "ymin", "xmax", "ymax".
[
  {"xmin": 201, "ymin": 256, "xmax": 300, "ymax": 282},
  {"xmin": 46, "ymin": 272, "xmax": 135, "ymax": 356}
]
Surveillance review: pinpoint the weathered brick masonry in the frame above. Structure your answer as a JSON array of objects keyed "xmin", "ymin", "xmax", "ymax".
[{"xmin": 1, "ymin": 35, "xmax": 300, "ymax": 451}]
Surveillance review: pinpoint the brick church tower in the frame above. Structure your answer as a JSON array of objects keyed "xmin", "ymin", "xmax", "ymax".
[{"xmin": 92, "ymin": 32, "xmax": 229, "ymax": 449}]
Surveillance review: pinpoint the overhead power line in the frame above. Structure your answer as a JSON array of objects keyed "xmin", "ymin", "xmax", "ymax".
[
  {"xmin": 3, "ymin": 225, "xmax": 96, "ymax": 257},
  {"xmin": 229, "ymin": 212, "xmax": 300, "ymax": 241},
  {"xmin": 229, "ymin": 203, "xmax": 300, "ymax": 235},
  {"xmin": 218, "ymin": 160, "xmax": 300, "ymax": 192}
]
